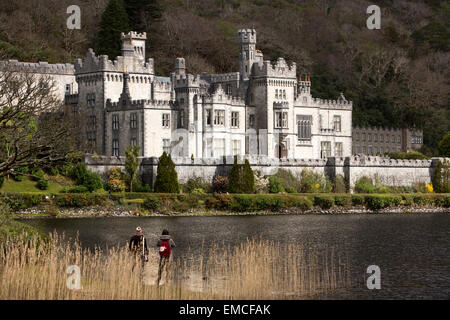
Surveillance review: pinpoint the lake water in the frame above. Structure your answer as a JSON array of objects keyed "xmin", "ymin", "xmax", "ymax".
[{"xmin": 21, "ymin": 213, "xmax": 450, "ymax": 299}]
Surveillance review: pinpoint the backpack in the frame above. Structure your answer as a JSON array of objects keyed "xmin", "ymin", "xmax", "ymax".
[{"xmin": 159, "ymin": 239, "xmax": 171, "ymax": 257}]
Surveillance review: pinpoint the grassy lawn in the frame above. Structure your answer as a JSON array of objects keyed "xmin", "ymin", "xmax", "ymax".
[{"xmin": 1, "ymin": 175, "xmax": 73, "ymax": 193}]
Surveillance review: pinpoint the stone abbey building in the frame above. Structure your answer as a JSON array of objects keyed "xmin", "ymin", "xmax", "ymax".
[
  {"xmin": 68, "ymin": 29, "xmax": 353, "ymax": 160},
  {"xmin": 2, "ymin": 29, "xmax": 353, "ymax": 160}
]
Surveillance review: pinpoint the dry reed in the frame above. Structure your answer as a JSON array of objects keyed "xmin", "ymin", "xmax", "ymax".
[{"xmin": 0, "ymin": 233, "xmax": 350, "ymax": 299}]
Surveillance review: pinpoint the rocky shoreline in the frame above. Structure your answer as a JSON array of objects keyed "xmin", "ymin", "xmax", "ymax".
[{"xmin": 13, "ymin": 205, "xmax": 450, "ymax": 219}]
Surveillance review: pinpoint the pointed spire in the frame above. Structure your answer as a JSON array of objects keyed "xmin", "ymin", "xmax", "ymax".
[{"xmin": 119, "ymin": 69, "xmax": 131, "ymax": 106}]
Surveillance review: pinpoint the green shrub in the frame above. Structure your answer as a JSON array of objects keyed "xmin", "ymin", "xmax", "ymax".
[
  {"xmin": 354, "ymin": 176, "xmax": 376, "ymax": 193},
  {"xmin": 53, "ymin": 194, "xmax": 107, "ymax": 207},
  {"xmin": 335, "ymin": 195, "xmax": 352, "ymax": 206},
  {"xmin": 133, "ymin": 181, "xmax": 152, "ymax": 192},
  {"xmin": 333, "ymin": 174, "xmax": 347, "ymax": 193},
  {"xmin": 314, "ymin": 195, "xmax": 335, "ymax": 209},
  {"xmin": 351, "ymin": 195, "xmax": 365, "ymax": 206},
  {"xmin": 0, "ymin": 176, "xmax": 4, "ymax": 189},
  {"xmin": 36, "ymin": 179, "xmax": 49, "ymax": 190},
  {"xmin": 391, "ymin": 186, "xmax": 416, "ymax": 194},
  {"xmin": 444, "ymin": 196, "xmax": 450, "ymax": 208},
  {"xmin": 206, "ymin": 194, "xmax": 232, "ymax": 210},
  {"xmin": 376, "ymin": 185, "xmax": 391, "ymax": 194},
  {"xmin": 71, "ymin": 163, "xmax": 103, "ymax": 192},
  {"xmin": 273, "ymin": 169, "xmax": 301, "ymax": 192},
  {"xmin": 401, "ymin": 195, "xmax": 415, "ymax": 206},
  {"xmin": 31, "ymin": 169, "xmax": 45, "ymax": 181},
  {"xmin": 299, "ymin": 169, "xmax": 332, "ymax": 193},
  {"xmin": 172, "ymin": 200, "xmax": 192, "ymax": 212},
  {"xmin": 365, "ymin": 195, "xmax": 402, "ymax": 210},
  {"xmin": 49, "ymin": 167, "xmax": 59, "ymax": 176},
  {"xmin": 285, "ymin": 186, "xmax": 297, "ymax": 193},
  {"xmin": 231, "ymin": 195, "xmax": 255, "ymax": 212},
  {"xmin": 254, "ymin": 195, "xmax": 274, "ymax": 210},
  {"xmin": 365, "ymin": 195, "xmax": 387, "ymax": 210},
  {"xmin": 142, "ymin": 195, "xmax": 161, "ymax": 210},
  {"xmin": 192, "ymin": 188, "xmax": 206, "ymax": 195},
  {"xmin": 0, "ymin": 193, "xmax": 44, "ymax": 210},
  {"xmin": 297, "ymin": 196, "xmax": 313, "ymax": 210},
  {"xmin": 60, "ymin": 163, "xmax": 74, "ymax": 177},
  {"xmin": 184, "ymin": 177, "xmax": 211, "ymax": 194},
  {"xmin": 268, "ymin": 176, "xmax": 284, "ymax": 193},
  {"xmin": 67, "ymin": 186, "xmax": 89, "ymax": 193},
  {"xmin": 412, "ymin": 194, "xmax": 436, "ymax": 206},
  {"xmin": 14, "ymin": 167, "xmax": 28, "ymax": 182},
  {"xmin": 432, "ymin": 194, "xmax": 446, "ymax": 207}
]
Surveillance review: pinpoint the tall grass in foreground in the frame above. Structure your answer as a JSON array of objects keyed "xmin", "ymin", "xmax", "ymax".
[{"xmin": 0, "ymin": 233, "xmax": 350, "ymax": 299}]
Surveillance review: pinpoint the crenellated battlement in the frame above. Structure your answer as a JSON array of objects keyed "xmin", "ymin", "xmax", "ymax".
[
  {"xmin": 206, "ymin": 72, "xmax": 240, "ymax": 83},
  {"xmin": 253, "ymin": 58, "xmax": 296, "ymax": 78},
  {"xmin": 121, "ymin": 31, "xmax": 147, "ymax": 41},
  {"xmin": 202, "ymin": 84, "xmax": 245, "ymax": 106},
  {"xmin": 353, "ymin": 125, "xmax": 403, "ymax": 132},
  {"xmin": 106, "ymin": 98, "xmax": 172, "ymax": 110},
  {"xmin": 311, "ymin": 97, "xmax": 353, "ymax": 110},
  {"xmin": 349, "ymin": 155, "xmax": 433, "ymax": 167},
  {"xmin": 153, "ymin": 77, "xmax": 172, "ymax": 90},
  {"xmin": 0, "ymin": 60, "xmax": 75, "ymax": 75},
  {"xmin": 74, "ymin": 48, "xmax": 154, "ymax": 74},
  {"xmin": 174, "ymin": 73, "xmax": 200, "ymax": 87},
  {"xmin": 237, "ymin": 29, "xmax": 256, "ymax": 44}
]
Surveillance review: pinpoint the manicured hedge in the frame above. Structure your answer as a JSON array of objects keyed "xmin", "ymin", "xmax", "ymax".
[
  {"xmin": 2, "ymin": 192, "xmax": 449, "ymax": 212},
  {"xmin": 335, "ymin": 195, "xmax": 352, "ymax": 206},
  {"xmin": 314, "ymin": 195, "xmax": 335, "ymax": 209},
  {"xmin": 53, "ymin": 194, "xmax": 108, "ymax": 207},
  {"xmin": 364, "ymin": 195, "xmax": 402, "ymax": 210}
]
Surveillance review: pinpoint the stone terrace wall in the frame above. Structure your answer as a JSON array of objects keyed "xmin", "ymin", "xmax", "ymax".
[
  {"xmin": 85, "ymin": 155, "xmax": 447, "ymax": 191},
  {"xmin": 347, "ymin": 156, "xmax": 442, "ymax": 188}
]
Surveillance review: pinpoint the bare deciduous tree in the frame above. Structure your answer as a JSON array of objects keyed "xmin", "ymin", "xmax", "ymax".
[{"xmin": 0, "ymin": 66, "xmax": 79, "ymax": 178}]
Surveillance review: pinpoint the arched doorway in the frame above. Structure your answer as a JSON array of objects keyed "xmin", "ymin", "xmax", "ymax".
[{"xmin": 274, "ymin": 143, "xmax": 288, "ymax": 159}]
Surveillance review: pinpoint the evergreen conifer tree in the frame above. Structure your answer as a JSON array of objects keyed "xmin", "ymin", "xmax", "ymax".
[
  {"xmin": 228, "ymin": 156, "xmax": 242, "ymax": 194},
  {"xmin": 96, "ymin": 0, "xmax": 130, "ymax": 59},
  {"xmin": 154, "ymin": 152, "xmax": 179, "ymax": 193},
  {"xmin": 125, "ymin": 145, "xmax": 140, "ymax": 192},
  {"xmin": 124, "ymin": 0, "xmax": 162, "ymax": 33},
  {"xmin": 242, "ymin": 159, "xmax": 255, "ymax": 194},
  {"xmin": 432, "ymin": 159, "xmax": 450, "ymax": 193}
]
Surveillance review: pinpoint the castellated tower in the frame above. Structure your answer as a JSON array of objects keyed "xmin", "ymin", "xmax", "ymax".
[
  {"xmin": 175, "ymin": 57, "xmax": 186, "ymax": 76},
  {"xmin": 238, "ymin": 29, "xmax": 257, "ymax": 81},
  {"xmin": 121, "ymin": 31, "xmax": 147, "ymax": 62}
]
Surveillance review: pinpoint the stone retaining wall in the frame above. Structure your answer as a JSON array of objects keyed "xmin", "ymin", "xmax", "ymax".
[{"xmin": 85, "ymin": 155, "xmax": 448, "ymax": 190}]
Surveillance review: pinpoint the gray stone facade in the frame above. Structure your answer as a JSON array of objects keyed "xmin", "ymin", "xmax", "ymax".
[
  {"xmin": 68, "ymin": 29, "xmax": 353, "ymax": 160},
  {"xmin": 0, "ymin": 60, "xmax": 78, "ymax": 101},
  {"xmin": 352, "ymin": 126, "xmax": 423, "ymax": 156}
]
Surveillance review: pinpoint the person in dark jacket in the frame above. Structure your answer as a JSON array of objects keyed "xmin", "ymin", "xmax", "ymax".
[
  {"xmin": 129, "ymin": 226, "xmax": 148, "ymax": 273},
  {"xmin": 156, "ymin": 229, "xmax": 176, "ymax": 286}
]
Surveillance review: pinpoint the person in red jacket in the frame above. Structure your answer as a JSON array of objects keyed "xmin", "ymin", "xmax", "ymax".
[{"xmin": 156, "ymin": 229, "xmax": 176, "ymax": 286}]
